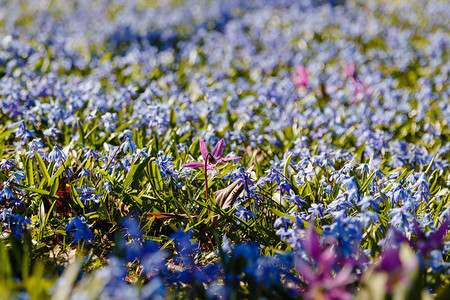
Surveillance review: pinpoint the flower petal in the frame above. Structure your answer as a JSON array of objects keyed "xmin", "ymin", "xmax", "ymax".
[
  {"xmin": 199, "ymin": 137, "xmax": 208, "ymax": 161},
  {"xmin": 217, "ymin": 156, "xmax": 241, "ymax": 163},
  {"xmin": 211, "ymin": 139, "xmax": 224, "ymax": 159},
  {"xmin": 183, "ymin": 162, "xmax": 204, "ymax": 168}
]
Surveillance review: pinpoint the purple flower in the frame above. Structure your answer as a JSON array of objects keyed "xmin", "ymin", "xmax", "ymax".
[
  {"xmin": 375, "ymin": 246, "xmax": 419, "ymax": 294},
  {"xmin": 183, "ymin": 137, "xmax": 240, "ymax": 175},
  {"xmin": 412, "ymin": 218, "xmax": 449, "ymax": 254}
]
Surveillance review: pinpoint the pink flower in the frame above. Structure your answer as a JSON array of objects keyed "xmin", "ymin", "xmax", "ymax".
[
  {"xmin": 343, "ymin": 63, "xmax": 356, "ymax": 79},
  {"xmin": 291, "ymin": 65, "xmax": 309, "ymax": 88},
  {"xmin": 183, "ymin": 137, "xmax": 240, "ymax": 174},
  {"xmin": 294, "ymin": 226, "xmax": 356, "ymax": 300}
]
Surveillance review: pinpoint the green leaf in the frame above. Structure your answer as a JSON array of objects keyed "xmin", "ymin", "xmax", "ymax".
[
  {"xmin": 0, "ymin": 240, "xmax": 13, "ymax": 282},
  {"xmin": 23, "ymin": 187, "xmax": 50, "ymax": 196},
  {"xmin": 436, "ymin": 281, "xmax": 450, "ymax": 300},
  {"xmin": 269, "ymin": 208, "xmax": 296, "ymax": 223},
  {"xmin": 49, "ymin": 177, "xmax": 60, "ymax": 197},
  {"xmin": 123, "ymin": 157, "xmax": 152, "ymax": 190},
  {"xmin": 424, "ymin": 157, "xmax": 434, "ymax": 174},
  {"xmin": 169, "ymin": 108, "xmax": 177, "ymax": 129},
  {"xmin": 34, "ymin": 151, "xmax": 50, "ymax": 185},
  {"xmin": 150, "ymin": 160, "xmax": 163, "ymax": 192},
  {"xmin": 25, "ymin": 157, "xmax": 34, "ymax": 187},
  {"xmin": 355, "ymin": 140, "xmax": 366, "ymax": 162},
  {"xmin": 78, "ymin": 118, "xmax": 86, "ymax": 146},
  {"xmin": 382, "ymin": 169, "xmax": 412, "ymax": 193},
  {"xmin": 283, "ymin": 152, "xmax": 293, "ymax": 178},
  {"xmin": 360, "ymin": 171, "xmax": 376, "ymax": 193},
  {"xmin": 49, "ymin": 158, "xmax": 71, "ymax": 187}
]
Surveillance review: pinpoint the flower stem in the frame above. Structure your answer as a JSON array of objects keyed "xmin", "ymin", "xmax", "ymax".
[{"xmin": 205, "ymin": 158, "xmax": 210, "ymax": 214}]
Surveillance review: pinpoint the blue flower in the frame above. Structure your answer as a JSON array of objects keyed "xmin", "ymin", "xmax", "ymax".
[
  {"xmin": 9, "ymin": 171, "xmax": 26, "ymax": 184},
  {"xmin": 119, "ymin": 135, "xmax": 137, "ymax": 154},
  {"xmin": 43, "ymin": 127, "xmax": 62, "ymax": 139},
  {"xmin": 0, "ymin": 185, "xmax": 17, "ymax": 201},
  {"xmin": 388, "ymin": 207, "xmax": 414, "ymax": 232},
  {"xmin": 134, "ymin": 148, "xmax": 149, "ymax": 160},
  {"xmin": 155, "ymin": 151, "xmax": 177, "ymax": 180},
  {"xmin": 65, "ymin": 216, "xmax": 94, "ymax": 244},
  {"xmin": 308, "ymin": 203, "xmax": 325, "ymax": 219},
  {"xmin": 141, "ymin": 277, "xmax": 166, "ymax": 300},
  {"xmin": 75, "ymin": 184, "xmax": 100, "ymax": 205},
  {"xmin": 8, "ymin": 214, "xmax": 31, "ymax": 239},
  {"xmin": 78, "ymin": 168, "xmax": 91, "ymax": 178},
  {"xmin": 102, "ymin": 180, "xmax": 115, "ymax": 193},
  {"xmin": 84, "ymin": 148, "xmax": 101, "ymax": 160},
  {"xmin": 276, "ymin": 180, "xmax": 291, "ymax": 195},
  {"xmin": 234, "ymin": 205, "xmax": 256, "ymax": 224},
  {"xmin": 274, "ymin": 216, "xmax": 293, "ymax": 230},
  {"xmin": 47, "ymin": 145, "xmax": 66, "ymax": 165},
  {"xmin": 357, "ymin": 195, "xmax": 381, "ymax": 211},
  {"xmin": 26, "ymin": 138, "xmax": 45, "ymax": 158},
  {"xmin": 122, "ymin": 217, "xmax": 142, "ymax": 240},
  {"xmin": 0, "ymin": 159, "xmax": 16, "ymax": 171}
]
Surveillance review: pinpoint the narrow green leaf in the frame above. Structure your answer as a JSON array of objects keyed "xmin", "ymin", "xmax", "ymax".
[
  {"xmin": 123, "ymin": 157, "xmax": 152, "ymax": 190},
  {"xmin": 49, "ymin": 177, "xmax": 60, "ymax": 197},
  {"xmin": 25, "ymin": 157, "xmax": 34, "ymax": 187},
  {"xmin": 34, "ymin": 151, "xmax": 50, "ymax": 185},
  {"xmin": 23, "ymin": 187, "xmax": 50, "ymax": 196},
  {"xmin": 150, "ymin": 161, "xmax": 163, "ymax": 191},
  {"xmin": 78, "ymin": 118, "xmax": 85, "ymax": 145},
  {"xmin": 360, "ymin": 171, "xmax": 376, "ymax": 193},
  {"xmin": 283, "ymin": 153, "xmax": 293, "ymax": 178},
  {"xmin": 49, "ymin": 158, "xmax": 70, "ymax": 187}
]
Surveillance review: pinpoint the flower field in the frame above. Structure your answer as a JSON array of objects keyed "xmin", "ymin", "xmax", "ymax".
[{"xmin": 0, "ymin": 0, "xmax": 449, "ymax": 298}]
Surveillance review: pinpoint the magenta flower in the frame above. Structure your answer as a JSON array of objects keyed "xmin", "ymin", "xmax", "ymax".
[
  {"xmin": 291, "ymin": 65, "xmax": 309, "ymax": 88},
  {"xmin": 183, "ymin": 137, "xmax": 240, "ymax": 208},
  {"xmin": 343, "ymin": 62, "xmax": 373, "ymax": 103},
  {"xmin": 295, "ymin": 225, "xmax": 355, "ymax": 300},
  {"xmin": 343, "ymin": 63, "xmax": 357, "ymax": 79},
  {"xmin": 412, "ymin": 218, "xmax": 449, "ymax": 254},
  {"xmin": 183, "ymin": 137, "xmax": 240, "ymax": 174}
]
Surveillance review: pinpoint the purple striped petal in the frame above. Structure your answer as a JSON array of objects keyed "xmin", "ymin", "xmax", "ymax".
[
  {"xmin": 183, "ymin": 162, "xmax": 204, "ymax": 168},
  {"xmin": 199, "ymin": 137, "xmax": 208, "ymax": 161},
  {"xmin": 217, "ymin": 156, "xmax": 241, "ymax": 163},
  {"xmin": 211, "ymin": 139, "xmax": 224, "ymax": 159}
]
